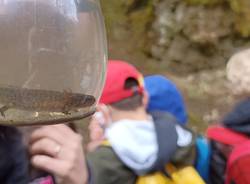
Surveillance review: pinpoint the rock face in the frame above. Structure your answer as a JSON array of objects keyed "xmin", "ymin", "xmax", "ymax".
[
  {"xmin": 150, "ymin": 0, "xmax": 250, "ymax": 73},
  {"xmin": 101, "ymin": 0, "xmax": 250, "ymax": 73}
]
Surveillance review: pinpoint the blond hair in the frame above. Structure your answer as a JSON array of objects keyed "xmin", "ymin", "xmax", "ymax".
[{"xmin": 227, "ymin": 48, "xmax": 250, "ymax": 95}]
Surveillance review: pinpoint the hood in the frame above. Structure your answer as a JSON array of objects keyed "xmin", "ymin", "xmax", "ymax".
[
  {"xmin": 104, "ymin": 111, "xmax": 193, "ymax": 175},
  {"xmin": 223, "ymin": 98, "xmax": 250, "ymax": 136},
  {"xmin": 105, "ymin": 118, "xmax": 158, "ymax": 175}
]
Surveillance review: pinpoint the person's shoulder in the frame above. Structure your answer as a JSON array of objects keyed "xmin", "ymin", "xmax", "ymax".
[
  {"xmin": 150, "ymin": 111, "xmax": 196, "ymax": 167},
  {"xmin": 150, "ymin": 110, "xmax": 179, "ymax": 141},
  {"xmin": 150, "ymin": 110, "xmax": 178, "ymax": 124},
  {"xmin": 87, "ymin": 145, "xmax": 118, "ymax": 161},
  {"xmin": 87, "ymin": 146, "xmax": 136, "ymax": 184}
]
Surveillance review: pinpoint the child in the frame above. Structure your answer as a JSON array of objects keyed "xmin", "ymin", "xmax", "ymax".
[{"xmin": 87, "ymin": 60, "xmax": 196, "ymax": 184}]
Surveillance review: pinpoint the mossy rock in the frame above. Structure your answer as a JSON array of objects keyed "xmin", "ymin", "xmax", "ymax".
[
  {"xmin": 128, "ymin": 0, "xmax": 154, "ymax": 49},
  {"xmin": 101, "ymin": 0, "xmax": 155, "ymax": 53}
]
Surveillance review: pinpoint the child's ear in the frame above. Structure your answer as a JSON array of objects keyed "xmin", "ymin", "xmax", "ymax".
[{"xmin": 142, "ymin": 90, "xmax": 149, "ymax": 109}]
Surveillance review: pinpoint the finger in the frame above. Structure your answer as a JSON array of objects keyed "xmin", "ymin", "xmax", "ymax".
[
  {"xmin": 87, "ymin": 140, "xmax": 103, "ymax": 152},
  {"xmin": 30, "ymin": 138, "xmax": 61, "ymax": 157},
  {"xmin": 30, "ymin": 124, "xmax": 78, "ymax": 144},
  {"xmin": 48, "ymin": 124, "xmax": 82, "ymax": 145},
  {"xmin": 89, "ymin": 126, "xmax": 104, "ymax": 141},
  {"xmin": 31, "ymin": 155, "xmax": 68, "ymax": 178},
  {"xmin": 50, "ymin": 124, "xmax": 76, "ymax": 137},
  {"xmin": 88, "ymin": 119, "xmax": 98, "ymax": 130},
  {"xmin": 97, "ymin": 104, "xmax": 111, "ymax": 126},
  {"xmin": 30, "ymin": 126, "xmax": 66, "ymax": 145}
]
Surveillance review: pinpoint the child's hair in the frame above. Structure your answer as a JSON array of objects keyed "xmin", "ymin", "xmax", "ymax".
[{"xmin": 110, "ymin": 78, "xmax": 143, "ymax": 111}]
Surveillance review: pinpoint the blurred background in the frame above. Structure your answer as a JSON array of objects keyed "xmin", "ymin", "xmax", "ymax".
[{"xmin": 99, "ymin": 0, "xmax": 250, "ymax": 132}]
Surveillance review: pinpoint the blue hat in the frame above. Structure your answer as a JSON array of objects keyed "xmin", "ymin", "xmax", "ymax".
[{"xmin": 145, "ymin": 75, "xmax": 188, "ymax": 124}]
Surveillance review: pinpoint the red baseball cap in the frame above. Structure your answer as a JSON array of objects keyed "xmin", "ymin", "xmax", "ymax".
[{"xmin": 99, "ymin": 60, "xmax": 144, "ymax": 104}]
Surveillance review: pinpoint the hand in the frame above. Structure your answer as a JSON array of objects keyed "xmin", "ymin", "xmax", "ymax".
[
  {"xmin": 88, "ymin": 116, "xmax": 105, "ymax": 142},
  {"xmin": 87, "ymin": 114, "xmax": 105, "ymax": 152},
  {"xmin": 29, "ymin": 124, "xmax": 88, "ymax": 184},
  {"xmin": 87, "ymin": 104, "xmax": 111, "ymax": 152}
]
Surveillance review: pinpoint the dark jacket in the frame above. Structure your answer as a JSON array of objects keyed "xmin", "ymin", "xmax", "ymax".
[
  {"xmin": 209, "ymin": 98, "xmax": 250, "ymax": 184},
  {"xmin": 87, "ymin": 111, "xmax": 196, "ymax": 184},
  {"xmin": 223, "ymin": 98, "xmax": 250, "ymax": 135},
  {"xmin": 0, "ymin": 126, "xmax": 29, "ymax": 184}
]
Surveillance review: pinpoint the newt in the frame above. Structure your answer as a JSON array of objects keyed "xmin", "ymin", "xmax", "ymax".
[{"xmin": 0, "ymin": 86, "xmax": 96, "ymax": 116}]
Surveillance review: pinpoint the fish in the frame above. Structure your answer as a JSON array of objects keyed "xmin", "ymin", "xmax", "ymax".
[{"xmin": 0, "ymin": 86, "xmax": 96, "ymax": 116}]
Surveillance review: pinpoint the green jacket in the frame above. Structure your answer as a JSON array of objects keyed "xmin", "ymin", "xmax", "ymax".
[{"xmin": 87, "ymin": 146, "xmax": 136, "ymax": 184}]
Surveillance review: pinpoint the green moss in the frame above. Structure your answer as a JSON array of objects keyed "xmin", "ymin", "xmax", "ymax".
[
  {"xmin": 100, "ymin": 0, "xmax": 154, "ymax": 53},
  {"xmin": 127, "ymin": 0, "xmax": 154, "ymax": 50},
  {"xmin": 124, "ymin": 0, "xmax": 137, "ymax": 7},
  {"xmin": 184, "ymin": 0, "xmax": 224, "ymax": 6},
  {"xmin": 188, "ymin": 112, "xmax": 206, "ymax": 133},
  {"xmin": 100, "ymin": 0, "xmax": 128, "ymax": 35},
  {"xmin": 228, "ymin": 0, "xmax": 244, "ymax": 13},
  {"xmin": 183, "ymin": 0, "xmax": 250, "ymax": 38},
  {"xmin": 234, "ymin": 16, "xmax": 250, "ymax": 37},
  {"xmin": 228, "ymin": 0, "xmax": 250, "ymax": 37}
]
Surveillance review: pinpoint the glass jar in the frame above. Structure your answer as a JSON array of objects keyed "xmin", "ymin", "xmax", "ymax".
[{"xmin": 0, "ymin": 0, "xmax": 107, "ymax": 125}]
